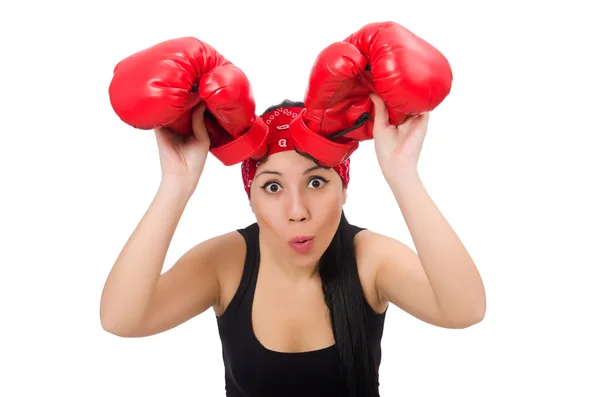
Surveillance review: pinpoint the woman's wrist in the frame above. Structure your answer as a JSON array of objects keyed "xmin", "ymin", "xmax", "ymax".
[{"xmin": 158, "ymin": 177, "xmax": 197, "ymax": 201}]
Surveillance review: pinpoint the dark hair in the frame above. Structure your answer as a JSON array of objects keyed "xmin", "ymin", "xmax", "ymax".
[
  {"xmin": 320, "ymin": 210, "xmax": 377, "ymax": 397},
  {"xmin": 261, "ymin": 99, "xmax": 305, "ymax": 114},
  {"xmin": 261, "ymin": 101, "xmax": 377, "ymax": 396}
]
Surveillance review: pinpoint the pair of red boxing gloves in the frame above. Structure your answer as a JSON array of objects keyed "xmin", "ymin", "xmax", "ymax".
[{"xmin": 109, "ymin": 21, "xmax": 453, "ymax": 168}]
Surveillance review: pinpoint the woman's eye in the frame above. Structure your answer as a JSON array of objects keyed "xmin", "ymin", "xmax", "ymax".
[
  {"xmin": 308, "ymin": 177, "xmax": 328, "ymax": 189},
  {"xmin": 264, "ymin": 182, "xmax": 281, "ymax": 193}
]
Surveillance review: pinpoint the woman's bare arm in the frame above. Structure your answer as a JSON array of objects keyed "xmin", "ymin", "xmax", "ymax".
[{"xmin": 99, "ymin": 181, "xmax": 221, "ymax": 337}]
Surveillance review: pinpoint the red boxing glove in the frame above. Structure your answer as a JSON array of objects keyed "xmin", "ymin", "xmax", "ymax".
[
  {"xmin": 108, "ymin": 37, "xmax": 267, "ymax": 166},
  {"xmin": 290, "ymin": 21, "xmax": 453, "ymax": 167}
]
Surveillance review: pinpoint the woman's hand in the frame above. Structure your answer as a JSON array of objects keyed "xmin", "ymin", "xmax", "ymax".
[
  {"xmin": 370, "ymin": 93, "xmax": 430, "ymax": 180},
  {"xmin": 154, "ymin": 105, "xmax": 211, "ymax": 191}
]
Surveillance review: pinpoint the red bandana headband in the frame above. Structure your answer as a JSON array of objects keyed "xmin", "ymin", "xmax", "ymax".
[{"xmin": 241, "ymin": 107, "xmax": 350, "ymax": 198}]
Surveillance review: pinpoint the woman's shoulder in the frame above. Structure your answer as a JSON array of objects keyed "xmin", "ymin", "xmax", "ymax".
[
  {"xmin": 352, "ymin": 225, "xmax": 378, "ymax": 267},
  {"xmin": 353, "ymin": 226, "xmax": 404, "ymax": 267},
  {"xmin": 351, "ymin": 226, "xmax": 390, "ymax": 314},
  {"xmin": 207, "ymin": 226, "xmax": 248, "ymax": 268},
  {"xmin": 206, "ymin": 225, "xmax": 252, "ymax": 316},
  {"xmin": 193, "ymin": 228, "xmax": 246, "ymax": 256}
]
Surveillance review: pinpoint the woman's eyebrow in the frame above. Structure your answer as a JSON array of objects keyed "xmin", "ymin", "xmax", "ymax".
[
  {"xmin": 255, "ymin": 170, "xmax": 281, "ymax": 178},
  {"xmin": 303, "ymin": 165, "xmax": 330, "ymax": 174},
  {"xmin": 256, "ymin": 165, "xmax": 330, "ymax": 178}
]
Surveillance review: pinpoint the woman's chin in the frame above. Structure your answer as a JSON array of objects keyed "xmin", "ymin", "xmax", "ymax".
[{"xmin": 287, "ymin": 248, "xmax": 324, "ymax": 272}]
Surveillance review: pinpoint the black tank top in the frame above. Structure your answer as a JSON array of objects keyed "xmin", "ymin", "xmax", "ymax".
[{"xmin": 216, "ymin": 222, "xmax": 387, "ymax": 396}]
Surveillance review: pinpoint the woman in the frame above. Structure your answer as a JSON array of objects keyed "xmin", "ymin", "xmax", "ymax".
[{"xmin": 100, "ymin": 94, "xmax": 486, "ymax": 397}]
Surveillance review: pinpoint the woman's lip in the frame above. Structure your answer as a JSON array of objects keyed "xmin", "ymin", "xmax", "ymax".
[
  {"xmin": 289, "ymin": 236, "xmax": 313, "ymax": 243},
  {"xmin": 289, "ymin": 238, "xmax": 314, "ymax": 254}
]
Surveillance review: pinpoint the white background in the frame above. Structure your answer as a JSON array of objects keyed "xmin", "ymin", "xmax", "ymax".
[{"xmin": 1, "ymin": 0, "xmax": 599, "ymax": 395}]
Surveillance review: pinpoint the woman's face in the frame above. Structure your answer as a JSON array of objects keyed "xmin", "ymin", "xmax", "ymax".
[{"xmin": 249, "ymin": 151, "xmax": 347, "ymax": 268}]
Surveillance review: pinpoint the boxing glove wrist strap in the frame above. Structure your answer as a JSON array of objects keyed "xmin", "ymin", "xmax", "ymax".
[
  {"xmin": 210, "ymin": 117, "xmax": 268, "ymax": 166},
  {"xmin": 289, "ymin": 109, "xmax": 359, "ymax": 168}
]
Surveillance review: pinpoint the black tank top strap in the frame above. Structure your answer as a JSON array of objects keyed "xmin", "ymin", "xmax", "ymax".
[
  {"xmin": 348, "ymin": 223, "xmax": 367, "ymax": 238},
  {"xmin": 217, "ymin": 223, "xmax": 259, "ymax": 320}
]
